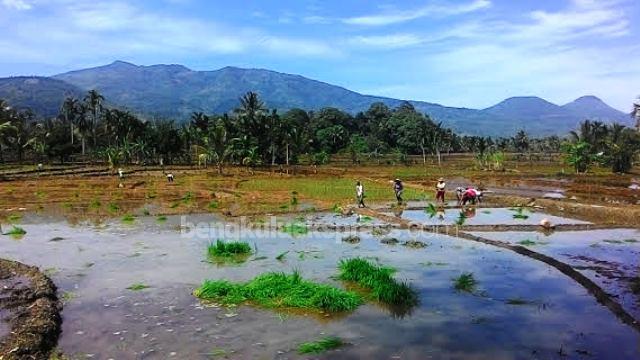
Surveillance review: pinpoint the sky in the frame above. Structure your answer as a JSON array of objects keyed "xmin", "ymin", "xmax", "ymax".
[{"xmin": 0, "ymin": 0, "xmax": 638, "ymax": 111}]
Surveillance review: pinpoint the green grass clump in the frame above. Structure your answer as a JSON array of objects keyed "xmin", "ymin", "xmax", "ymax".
[
  {"xmin": 298, "ymin": 336, "xmax": 344, "ymax": 354},
  {"xmin": 281, "ymin": 222, "xmax": 308, "ymax": 236},
  {"xmin": 127, "ymin": 283, "xmax": 150, "ymax": 291},
  {"xmin": 454, "ymin": 272, "xmax": 477, "ymax": 292},
  {"xmin": 7, "ymin": 213, "xmax": 22, "ymax": 223},
  {"xmin": 425, "ymin": 203, "xmax": 437, "ymax": 218},
  {"xmin": 512, "ymin": 207, "xmax": 529, "ymax": 220},
  {"xmin": 455, "ymin": 211, "xmax": 467, "ymax": 226},
  {"xmin": 181, "ymin": 191, "xmax": 194, "ymax": 204},
  {"xmin": 276, "ymin": 251, "xmax": 289, "ymax": 261},
  {"xmin": 5, "ymin": 226, "xmax": 26, "ymax": 237},
  {"xmin": 194, "ymin": 271, "xmax": 362, "ymax": 312},
  {"xmin": 89, "ymin": 199, "xmax": 101, "ymax": 209},
  {"xmin": 208, "ymin": 201, "xmax": 219, "ymax": 210},
  {"xmin": 107, "ymin": 202, "xmax": 120, "ymax": 213},
  {"xmin": 207, "ymin": 239, "xmax": 252, "ymax": 258},
  {"xmin": 156, "ymin": 215, "xmax": 167, "ymax": 222},
  {"xmin": 121, "ymin": 214, "xmax": 136, "ymax": 223},
  {"xmin": 338, "ymin": 258, "xmax": 417, "ymax": 307}
]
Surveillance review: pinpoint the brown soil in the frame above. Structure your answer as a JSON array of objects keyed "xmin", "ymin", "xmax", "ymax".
[{"xmin": 0, "ymin": 259, "xmax": 61, "ymax": 360}]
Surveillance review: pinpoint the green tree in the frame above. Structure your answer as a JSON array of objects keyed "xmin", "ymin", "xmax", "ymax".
[{"xmin": 83, "ymin": 89, "xmax": 104, "ymax": 149}]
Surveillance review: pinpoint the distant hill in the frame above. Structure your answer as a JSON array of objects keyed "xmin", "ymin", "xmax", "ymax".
[
  {"xmin": 0, "ymin": 77, "xmax": 83, "ymax": 118},
  {"xmin": 0, "ymin": 61, "xmax": 631, "ymax": 136}
]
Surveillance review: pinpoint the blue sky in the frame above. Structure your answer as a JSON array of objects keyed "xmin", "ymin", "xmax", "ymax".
[{"xmin": 0, "ymin": 0, "xmax": 638, "ymax": 110}]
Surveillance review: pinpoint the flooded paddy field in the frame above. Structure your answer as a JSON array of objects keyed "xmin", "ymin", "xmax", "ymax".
[
  {"xmin": 1, "ymin": 211, "xmax": 639, "ymax": 359},
  {"xmin": 382, "ymin": 207, "xmax": 590, "ymax": 226},
  {"xmin": 470, "ymin": 229, "xmax": 640, "ymax": 320}
]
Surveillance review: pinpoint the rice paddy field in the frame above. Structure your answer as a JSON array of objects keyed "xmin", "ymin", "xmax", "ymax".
[{"xmin": 1, "ymin": 161, "xmax": 640, "ymax": 359}]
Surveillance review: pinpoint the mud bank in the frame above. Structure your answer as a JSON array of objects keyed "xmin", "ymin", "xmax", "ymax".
[{"xmin": 0, "ymin": 259, "xmax": 61, "ymax": 360}]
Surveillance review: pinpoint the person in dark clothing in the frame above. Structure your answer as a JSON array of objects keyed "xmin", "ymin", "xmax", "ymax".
[
  {"xmin": 393, "ymin": 179, "xmax": 404, "ymax": 205},
  {"xmin": 356, "ymin": 181, "xmax": 365, "ymax": 208}
]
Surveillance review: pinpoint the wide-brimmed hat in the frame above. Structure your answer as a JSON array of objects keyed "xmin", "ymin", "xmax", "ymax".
[
  {"xmin": 395, "ymin": 178, "xmax": 400, "ymax": 181},
  {"xmin": 438, "ymin": 177, "xmax": 444, "ymax": 182}
]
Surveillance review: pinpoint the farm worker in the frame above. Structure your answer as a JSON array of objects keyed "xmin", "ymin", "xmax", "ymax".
[
  {"xmin": 356, "ymin": 181, "xmax": 365, "ymax": 208},
  {"xmin": 393, "ymin": 179, "xmax": 404, "ymax": 205},
  {"xmin": 455, "ymin": 187, "xmax": 466, "ymax": 204},
  {"xmin": 166, "ymin": 173, "xmax": 175, "ymax": 182},
  {"xmin": 436, "ymin": 178, "xmax": 446, "ymax": 203},
  {"xmin": 461, "ymin": 187, "xmax": 482, "ymax": 205},
  {"xmin": 118, "ymin": 168, "xmax": 124, "ymax": 179}
]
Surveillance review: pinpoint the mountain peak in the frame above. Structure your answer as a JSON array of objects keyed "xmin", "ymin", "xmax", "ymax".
[
  {"xmin": 567, "ymin": 95, "xmax": 605, "ymax": 105},
  {"xmin": 108, "ymin": 60, "xmax": 138, "ymax": 68}
]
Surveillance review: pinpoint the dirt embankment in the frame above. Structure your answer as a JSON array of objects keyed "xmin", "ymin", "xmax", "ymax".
[{"xmin": 0, "ymin": 259, "xmax": 61, "ymax": 360}]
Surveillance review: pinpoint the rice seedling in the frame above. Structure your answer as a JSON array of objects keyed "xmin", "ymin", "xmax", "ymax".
[
  {"xmin": 331, "ymin": 203, "xmax": 342, "ymax": 214},
  {"xmin": 169, "ymin": 201, "xmax": 180, "ymax": 208},
  {"xmin": 194, "ymin": 271, "xmax": 362, "ymax": 312},
  {"xmin": 512, "ymin": 207, "xmax": 529, "ymax": 220},
  {"xmin": 279, "ymin": 204, "xmax": 289, "ymax": 210},
  {"xmin": 281, "ymin": 222, "xmax": 308, "ymax": 236},
  {"xmin": 207, "ymin": 348, "xmax": 229, "ymax": 357},
  {"xmin": 121, "ymin": 214, "xmax": 136, "ymax": 223},
  {"xmin": 107, "ymin": 202, "xmax": 120, "ymax": 213},
  {"xmin": 420, "ymin": 261, "xmax": 448, "ymax": 267},
  {"xmin": 49, "ymin": 237, "xmax": 64, "ymax": 242},
  {"xmin": 208, "ymin": 201, "xmax": 219, "ymax": 210},
  {"xmin": 276, "ymin": 251, "xmax": 289, "ymax": 261},
  {"xmin": 252, "ymin": 256, "xmax": 268, "ymax": 261},
  {"xmin": 145, "ymin": 191, "xmax": 157, "ymax": 199},
  {"xmin": 61, "ymin": 291, "xmax": 76, "ymax": 302},
  {"xmin": 517, "ymin": 239, "xmax": 537, "ymax": 246},
  {"xmin": 338, "ymin": 258, "xmax": 418, "ymax": 307},
  {"xmin": 481, "ymin": 210, "xmax": 492, "ymax": 214},
  {"xmin": 62, "ymin": 202, "xmax": 73, "ymax": 209},
  {"xmin": 290, "ymin": 191, "xmax": 299, "ymax": 206},
  {"xmin": 127, "ymin": 283, "xmax": 150, "ymax": 291},
  {"xmin": 207, "ymin": 239, "xmax": 252, "ymax": 259},
  {"xmin": 371, "ymin": 227, "xmax": 391, "ymax": 236},
  {"xmin": 455, "ymin": 211, "xmax": 467, "ymax": 226},
  {"xmin": 603, "ymin": 239, "xmax": 623, "ymax": 244},
  {"xmin": 454, "ymin": 272, "xmax": 477, "ymax": 292},
  {"xmin": 298, "ymin": 336, "xmax": 344, "ymax": 355},
  {"xmin": 156, "ymin": 215, "xmax": 167, "ymax": 222},
  {"xmin": 425, "ymin": 203, "xmax": 437, "ymax": 218},
  {"xmin": 624, "ymin": 239, "xmax": 638, "ymax": 243}
]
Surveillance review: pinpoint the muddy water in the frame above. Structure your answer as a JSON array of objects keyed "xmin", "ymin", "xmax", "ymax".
[
  {"xmin": 383, "ymin": 207, "xmax": 590, "ymax": 226},
  {"xmin": 0, "ymin": 214, "xmax": 638, "ymax": 359},
  {"xmin": 470, "ymin": 229, "xmax": 640, "ymax": 320}
]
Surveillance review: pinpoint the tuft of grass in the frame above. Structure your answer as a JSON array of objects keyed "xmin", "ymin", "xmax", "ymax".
[
  {"xmin": 512, "ymin": 207, "xmax": 529, "ymax": 220},
  {"xmin": 276, "ymin": 251, "xmax": 289, "ymax": 261},
  {"xmin": 454, "ymin": 272, "xmax": 477, "ymax": 292},
  {"xmin": 156, "ymin": 215, "xmax": 167, "ymax": 222},
  {"xmin": 403, "ymin": 240, "xmax": 427, "ymax": 249},
  {"xmin": 127, "ymin": 283, "xmax": 150, "ymax": 291},
  {"xmin": 298, "ymin": 336, "xmax": 344, "ymax": 355},
  {"xmin": 181, "ymin": 191, "xmax": 194, "ymax": 204},
  {"xmin": 89, "ymin": 199, "xmax": 101, "ymax": 209},
  {"xmin": 623, "ymin": 239, "xmax": 638, "ymax": 243},
  {"xmin": 338, "ymin": 258, "xmax": 418, "ymax": 308},
  {"xmin": 342, "ymin": 235, "xmax": 360, "ymax": 244},
  {"xmin": 107, "ymin": 202, "xmax": 120, "ymax": 213},
  {"xmin": 194, "ymin": 271, "xmax": 362, "ymax": 312},
  {"xmin": 7, "ymin": 213, "xmax": 22, "ymax": 223},
  {"xmin": 281, "ymin": 222, "xmax": 308, "ymax": 236},
  {"xmin": 207, "ymin": 239, "xmax": 252, "ymax": 259},
  {"xmin": 121, "ymin": 214, "xmax": 136, "ymax": 223},
  {"xmin": 208, "ymin": 201, "xmax": 219, "ymax": 210},
  {"xmin": 371, "ymin": 227, "xmax": 390, "ymax": 236},
  {"xmin": 5, "ymin": 226, "xmax": 27, "ymax": 237}
]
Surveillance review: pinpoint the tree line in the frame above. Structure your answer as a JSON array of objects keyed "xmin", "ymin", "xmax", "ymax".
[{"xmin": 1, "ymin": 91, "xmax": 639, "ymax": 173}]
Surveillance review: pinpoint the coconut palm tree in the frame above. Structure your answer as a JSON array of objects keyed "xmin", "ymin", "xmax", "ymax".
[
  {"xmin": 60, "ymin": 96, "xmax": 79, "ymax": 145},
  {"xmin": 83, "ymin": 89, "xmax": 104, "ymax": 148}
]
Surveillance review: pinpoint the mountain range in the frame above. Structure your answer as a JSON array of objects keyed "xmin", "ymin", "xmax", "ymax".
[{"xmin": 0, "ymin": 61, "xmax": 631, "ymax": 136}]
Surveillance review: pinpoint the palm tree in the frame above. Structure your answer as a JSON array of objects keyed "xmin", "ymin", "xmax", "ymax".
[
  {"xmin": 60, "ymin": 96, "xmax": 79, "ymax": 145},
  {"xmin": 75, "ymin": 104, "xmax": 90, "ymax": 155},
  {"xmin": 234, "ymin": 91, "xmax": 266, "ymax": 121},
  {"xmin": 84, "ymin": 89, "xmax": 104, "ymax": 148},
  {"xmin": 632, "ymin": 98, "xmax": 640, "ymax": 131}
]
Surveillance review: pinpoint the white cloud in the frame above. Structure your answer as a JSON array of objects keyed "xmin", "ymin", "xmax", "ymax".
[
  {"xmin": 343, "ymin": 0, "xmax": 491, "ymax": 26},
  {"xmin": 347, "ymin": 34, "xmax": 424, "ymax": 49},
  {"xmin": 2, "ymin": 0, "xmax": 32, "ymax": 10}
]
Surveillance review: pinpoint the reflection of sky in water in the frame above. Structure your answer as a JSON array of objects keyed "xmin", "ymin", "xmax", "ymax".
[
  {"xmin": 384, "ymin": 207, "xmax": 591, "ymax": 226},
  {"xmin": 472, "ymin": 229, "xmax": 640, "ymax": 320},
  {"xmin": 0, "ymin": 216, "xmax": 637, "ymax": 358}
]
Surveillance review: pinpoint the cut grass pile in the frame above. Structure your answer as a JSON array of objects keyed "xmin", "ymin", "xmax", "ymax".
[
  {"xmin": 454, "ymin": 272, "xmax": 477, "ymax": 292},
  {"xmin": 512, "ymin": 207, "xmax": 529, "ymax": 220},
  {"xmin": 207, "ymin": 239, "xmax": 252, "ymax": 258},
  {"xmin": 194, "ymin": 271, "xmax": 362, "ymax": 312},
  {"xmin": 338, "ymin": 258, "xmax": 417, "ymax": 307},
  {"xmin": 298, "ymin": 336, "xmax": 344, "ymax": 355}
]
